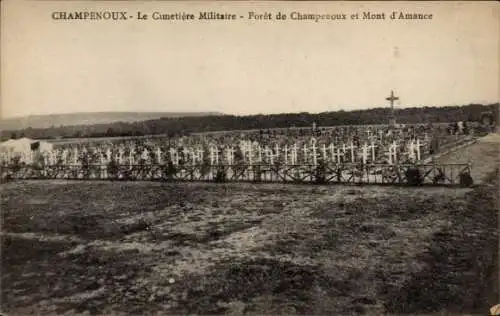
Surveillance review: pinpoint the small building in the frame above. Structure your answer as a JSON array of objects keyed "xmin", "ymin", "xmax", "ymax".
[{"xmin": 0, "ymin": 138, "xmax": 53, "ymax": 164}]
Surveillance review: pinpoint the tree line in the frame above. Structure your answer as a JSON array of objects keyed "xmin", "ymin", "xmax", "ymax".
[{"xmin": 2, "ymin": 103, "xmax": 497, "ymax": 140}]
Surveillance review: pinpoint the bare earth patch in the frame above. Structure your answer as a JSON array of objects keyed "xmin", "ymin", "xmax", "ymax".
[{"xmin": 1, "ymin": 134, "xmax": 498, "ymax": 316}]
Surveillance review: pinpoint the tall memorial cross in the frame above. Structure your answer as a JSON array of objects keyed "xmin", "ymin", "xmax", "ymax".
[{"xmin": 386, "ymin": 90, "xmax": 399, "ymax": 127}]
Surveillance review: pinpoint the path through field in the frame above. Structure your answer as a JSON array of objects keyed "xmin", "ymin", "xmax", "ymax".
[{"xmin": 435, "ymin": 132, "xmax": 500, "ymax": 183}]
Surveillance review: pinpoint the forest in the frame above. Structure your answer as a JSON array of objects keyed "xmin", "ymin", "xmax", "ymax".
[{"xmin": 1, "ymin": 103, "xmax": 497, "ymax": 140}]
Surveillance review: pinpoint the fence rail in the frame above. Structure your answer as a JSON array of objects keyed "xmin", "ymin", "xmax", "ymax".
[{"xmin": 1, "ymin": 162, "xmax": 473, "ymax": 186}]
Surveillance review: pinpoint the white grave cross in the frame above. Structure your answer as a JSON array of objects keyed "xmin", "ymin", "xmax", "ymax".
[
  {"xmin": 142, "ymin": 148, "xmax": 150, "ymax": 162},
  {"xmin": 362, "ymin": 143, "xmax": 369, "ymax": 164},
  {"xmin": 407, "ymin": 141, "xmax": 417, "ymax": 162},
  {"xmin": 329, "ymin": 144, "xmax": 336, "ymax": 163},
  {"xmin": 387, "ymin": 141, "xmax": 397, "ymax": 164},
  {"xmin": 369, "ymin": 141, "xmax": 376, "ymax": 162},
  {"xmin": 291, "ymin": 144, "xmax": 298, "ymax": 165},
  {"xmin": 247, "ymin": 144, "xmax": 253, "ymax": 165},
  {"xmin": 227, "ymin": 147, "xmax": 235, "ymax": 165},
  {"xmin": 182, "ymin": 147, "xmax": 190, "ymax": 164},
  {"xmin": 274, "ymin": 144, "xmax": 280, "ymax": 163},
  {"xmin": 190, "ymin": 148, "xmax": 197, "ymax": 165},
  {"xmin": 284, "ymin": 145, "xmax": 289, "ymax": 165},
  {"xmin": 349, "ymin": 142, "xmax": 356, "ymax": 163},
  {"xmin": 156, "ymin": 147, "xmax": 163, "ymax": 164},
  {"xmin": 197, "ymin": 148, "xmax": 204, "ymax": 164},
  {"xmin": 170, "ymin": 148, "xmax": 178, "ymax": 166},
  {"xmin": 336, "ymin": 147, "xmax": 343, "ymax": 164},
  {"xmin": 303, "ymin": 145, "xmax": 309, "ymax": 164},
  {"xmin": 416, "ymin": 139, "xmax": 423, "ymax": 161},
  {"xmin": 73, "ymin": 148, "xmax": 79, "ymax": 165},
  {"xmin": 311, "ymin": 139, "xmax": 317, "ymax": 166}
]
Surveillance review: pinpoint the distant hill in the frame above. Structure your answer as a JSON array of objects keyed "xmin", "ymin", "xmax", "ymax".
[{"xmin": 0, "ymin": 111, "xmax": 223, "ymax": 130}]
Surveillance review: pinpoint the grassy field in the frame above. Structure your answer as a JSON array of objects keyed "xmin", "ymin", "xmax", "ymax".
[
  {"xmin": 1, "ymin": 177, "xmax": 497, "ymax": 315},
  {"xmin": 1, "ymin": 134, "xmax": 499, "ymax": 315}
]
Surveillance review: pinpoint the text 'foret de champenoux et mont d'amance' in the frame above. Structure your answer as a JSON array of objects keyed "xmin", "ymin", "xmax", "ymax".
[{"xmin": 50, "ymin": 10, "xmax": 434, "ymax": 22}]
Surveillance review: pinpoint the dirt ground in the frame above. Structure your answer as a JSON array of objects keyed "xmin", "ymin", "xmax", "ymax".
[{"xmin": 1, "ymin": 134, "xmax": 498, "ymax": 315}]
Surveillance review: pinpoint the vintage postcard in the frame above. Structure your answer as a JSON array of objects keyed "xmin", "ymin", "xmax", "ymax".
[{"xmin": 1, "ymin": 1, "xmax": 499, "ymax": 315}]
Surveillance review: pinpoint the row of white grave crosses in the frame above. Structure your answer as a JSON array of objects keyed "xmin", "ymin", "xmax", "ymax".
[
  {"xmin": 207, "ymin": 140, "xmax": 422, "ymax": 166},
  {"xmin": 0, "ymin": 138, "xmax": 427, "ymax": 166}
]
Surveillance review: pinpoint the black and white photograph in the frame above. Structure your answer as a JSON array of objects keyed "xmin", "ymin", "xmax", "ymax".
[{"xmin": 1, "ymin": 1, "xmax": 499, "ymax": 315}]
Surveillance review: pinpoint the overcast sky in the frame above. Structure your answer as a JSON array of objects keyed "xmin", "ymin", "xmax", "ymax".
[{"xmin": 1, "ymin": 1, "xmax": 498, "ymax": 118}]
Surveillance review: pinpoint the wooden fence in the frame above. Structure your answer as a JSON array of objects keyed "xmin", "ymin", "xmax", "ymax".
[{"xmin": 1, "ymin": 162, "xmax": 473, "ymax": 186}]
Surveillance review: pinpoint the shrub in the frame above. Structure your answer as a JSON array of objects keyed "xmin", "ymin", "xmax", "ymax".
[
  {"xmin": 162, "ymin": 161, "xmax": 177, "ymax": 180},
  {"xmin": 314, "ymin": 162, "xmax": 327, "ymax": 184},
  {"xmin": 107, "ymin": 159, "xmax": 119, "ymax": 180},
  {"xmin": 459, "ymin": 171, "xmax": 473, "ymax": 187},
  {"xmin": 405, "ymin": 167, "xmax": 423, "ymax": 186},
  {"xmin": 214, "ymin": 167, "xmax": 227, "ymax": 183}
]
